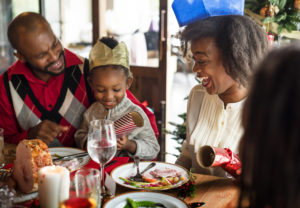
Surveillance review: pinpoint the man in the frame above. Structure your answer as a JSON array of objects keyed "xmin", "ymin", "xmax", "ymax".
[{"xmin": 0, "ymin": 12, "xmax": 158, "ymax": 147}]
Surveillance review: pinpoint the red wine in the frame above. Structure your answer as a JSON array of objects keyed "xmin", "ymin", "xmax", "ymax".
[{"xmin": 60, "ymin": 197, "xmax": 96, "ymax": 208}]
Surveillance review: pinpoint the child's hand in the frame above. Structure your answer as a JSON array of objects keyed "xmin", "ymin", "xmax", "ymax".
[
  {"xmin": 117, "ymin": 135, "xmax": 129, "ymax": 150},
  {"xmin": 117, "ymin": 134, "xmax": 137, "ymax": 154}
]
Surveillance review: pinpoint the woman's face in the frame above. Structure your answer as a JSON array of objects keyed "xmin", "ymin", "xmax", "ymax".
[{"xmin": 191, "ymin": 37, "xmax": 237, "ymax": 95}]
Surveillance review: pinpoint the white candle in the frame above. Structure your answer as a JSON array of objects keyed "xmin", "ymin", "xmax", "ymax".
[{"xmin": 38, "ymin": 166, "xmax": 70, "ymax": 208}]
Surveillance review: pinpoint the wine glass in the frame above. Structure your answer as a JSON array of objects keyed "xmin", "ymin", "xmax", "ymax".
[{"xmin": 87, "ymin": 119, "xmax": 117, "ymax": 195}]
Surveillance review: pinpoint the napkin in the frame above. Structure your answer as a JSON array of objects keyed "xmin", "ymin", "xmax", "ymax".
[
  {"xmin": 3, "ymin": 164, "xmax": 13, "ymax": 169},
  {"xmin": 105, "ymin": 173, "xmax": 116, "ymax": 195},
  {"xmin": 114, "ymin": 112, "xmax": 144, "ymax": 138},
  {"xmin": 83, "ymin": 157, "xmax": 129, "ymax": 175}
]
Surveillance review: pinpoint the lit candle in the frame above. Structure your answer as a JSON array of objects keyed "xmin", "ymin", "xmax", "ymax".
[{"xmin": 38, "ymin": 166, "xmax": 70, "ymax": 208}]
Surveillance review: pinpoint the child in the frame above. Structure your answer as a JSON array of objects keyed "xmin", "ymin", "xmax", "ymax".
[{"xmin": 74, "ymin": 37, "xmax": 159, "ymax": 160}]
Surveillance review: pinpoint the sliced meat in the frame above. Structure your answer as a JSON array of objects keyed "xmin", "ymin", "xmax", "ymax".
[{"xmin": 149, "ymin": 168, "xmax": 181, "ymax": 178}]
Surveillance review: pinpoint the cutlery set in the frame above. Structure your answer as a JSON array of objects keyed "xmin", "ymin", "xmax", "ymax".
[{"xmin": 52, "ymin": 152, "xmax": 89, "ymax": 162}]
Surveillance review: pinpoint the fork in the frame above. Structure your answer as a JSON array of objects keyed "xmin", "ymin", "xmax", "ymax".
[{"xmin": 130, "ymin": 157, "xmax": 143, "ymax": 182}]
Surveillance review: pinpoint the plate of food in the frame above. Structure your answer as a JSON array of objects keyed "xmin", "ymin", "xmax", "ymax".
[
  {"xmin": 50, "ymin": 147, "xmax": 90, "ymax": 172},
  {"xmin": 103, "ymin": 191, "xmax": 188, "ymax": 208},
  {"xmin": 111, "ymin": 161, "xmax": 189, "ymax": 190}
]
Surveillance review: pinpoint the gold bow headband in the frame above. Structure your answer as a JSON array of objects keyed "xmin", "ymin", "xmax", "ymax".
[{"xmin": 89, "ymin": 40, "xmax": 130, "ymax": 71}]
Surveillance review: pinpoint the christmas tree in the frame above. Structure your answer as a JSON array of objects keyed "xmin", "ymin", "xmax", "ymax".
[{"xmin": 245, "ymin": 0, "xmax": 300, "ymax": 34}]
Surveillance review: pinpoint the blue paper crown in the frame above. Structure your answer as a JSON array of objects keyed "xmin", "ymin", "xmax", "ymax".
[{"xmin": 172, "ymin": 0, "xmax": 245, "ymax": 27}]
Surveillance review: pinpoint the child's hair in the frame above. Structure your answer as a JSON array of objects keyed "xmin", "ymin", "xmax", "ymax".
[
  {"xmin": 89, "ymin": 36, "xmax": 132, "ymax": 78},
  {"xmin": 239, "ymin": 42, "xmax": 300, "ymax": 208}
]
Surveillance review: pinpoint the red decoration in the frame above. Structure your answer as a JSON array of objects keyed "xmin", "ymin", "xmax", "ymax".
[
  {"xmin": 141, "ymin": 101, "xmax": 148, "ymax": 107},
  {"xmin": 197, "ymin": 145, "xmax": 241, "ymax": 178},
  {"xmin": 177, "ymin": 170, "xmax": 196, "ymax": 198},
  {"xmin": 267, "ymin": 34, "xmax": 275, "ymax": 47}
]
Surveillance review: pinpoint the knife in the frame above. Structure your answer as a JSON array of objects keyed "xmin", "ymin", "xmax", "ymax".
[
  {"xmin": 52, "ymin": 152, "xmax": 89, "ymax": 162},
  {"xmin": 104, "ymin": 160, "xmax": 117, "ymax": 169}
]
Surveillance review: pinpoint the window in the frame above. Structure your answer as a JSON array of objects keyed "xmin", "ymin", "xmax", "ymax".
[{"xmin": 0, "ymin": 0, "xmax": 40, "ymax": 73}]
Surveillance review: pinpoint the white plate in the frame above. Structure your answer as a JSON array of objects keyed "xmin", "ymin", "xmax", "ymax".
[
  {"xmin": 50, "ymin": 147, "xmax": 90, "ymax": 171},
  {"xmin": 111, "ymin": 161, "xmax": 189, "ymax": 190},
  {"xmin": 103, "ymin": 192, "xmax": 188, "ymax": 208},
  {"xmin": 14, "ymin": 191, "xmax": 38, "ymax": 204}
]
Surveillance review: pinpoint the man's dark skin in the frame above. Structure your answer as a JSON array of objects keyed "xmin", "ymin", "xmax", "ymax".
[{"xmin": 7, "ymin": 12, "xmax": 70, "ymax": 144}]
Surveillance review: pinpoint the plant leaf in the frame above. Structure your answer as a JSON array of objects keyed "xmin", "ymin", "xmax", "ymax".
[{"xmin": 277, "ymin": 0, "xmax": 287, "ymax": 10}]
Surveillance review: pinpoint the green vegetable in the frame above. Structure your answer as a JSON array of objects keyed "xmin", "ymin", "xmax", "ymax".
[
  {"xmin": 119, "ymin": 177, "xmax": 148, "ymax": 188},
  {"xmin": 135, "ymin": 201, "xmax": 157, "ymax": 207},
  {"xmin": 143, "ymin": 186, "xmax": 170, "ymax": 190},
  {"xmin": 123, "ymin": 197, "xmax": 159, "ymax": 208},
  {"xmin": 161, "ymin": 177, "xmax": 172, "ymax": 186},
  {"xmin": 120, "ymin": 176, "xmax": 173, "ymax": 190},
  {"xmin": 127, "ymin": 197, "xmax": 138, "ymax": 208}
]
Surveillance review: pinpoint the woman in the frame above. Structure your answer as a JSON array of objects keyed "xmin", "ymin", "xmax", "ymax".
[
  {"xmin": 239, "ymin": 43, "xmax": 300, "ymax": 208},
  {"xmin": 175, "ymin": 15, "xmax": 268, "ymax": 176}
]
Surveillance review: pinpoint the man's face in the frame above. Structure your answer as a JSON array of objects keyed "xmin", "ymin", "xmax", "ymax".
[{"xmin": 15, "ymin": 24, "xmax": 65, "ymax": 81}]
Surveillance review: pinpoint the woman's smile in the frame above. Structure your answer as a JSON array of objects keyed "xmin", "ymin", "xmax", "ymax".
[{"xmin": 196, "ymin": 74, "xmax": 211, "ymax": 88}]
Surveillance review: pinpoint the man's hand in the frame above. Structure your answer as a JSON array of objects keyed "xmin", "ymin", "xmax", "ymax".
[
  {"xmin": 117, "ymin": 135, "xmax": 137, "ymax": 154},
  {"xmin": 27, "ymin": 120, "xmax": 68, "ymax": 144}
]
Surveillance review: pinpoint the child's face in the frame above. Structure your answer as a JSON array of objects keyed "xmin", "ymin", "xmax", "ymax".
[{"xmin": 89, "ymin": 67, "xmax": 131, "ymax": 109}]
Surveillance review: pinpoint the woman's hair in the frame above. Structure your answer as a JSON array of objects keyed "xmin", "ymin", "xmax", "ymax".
[
  {"xmin": 180, "ymin": 15, "xmax": 268, "ymax": 87},
  {"xmin": 89, "ymin": 37, "xmax": 132, "ymax": 78},
  {"xmin": 239, "ymin": 43, "xmax": 300, "ymax": 208}
]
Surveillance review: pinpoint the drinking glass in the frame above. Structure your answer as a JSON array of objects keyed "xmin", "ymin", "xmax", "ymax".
[
  {"xmin": 87, "ymin": 119, "xmax": 117, "ymax": 194},
  {"xmin": 74, "ymin": 168, "xmax": 100, "ymax": 208}
]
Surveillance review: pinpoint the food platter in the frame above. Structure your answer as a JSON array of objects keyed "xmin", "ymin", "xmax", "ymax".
[
  {"xmin": 111, "ymin": 161, "xmax": 189, "ymax": 190},
  {"xmin": 103, "ymin": 191, "xmax": 188, "ymax": 208}
]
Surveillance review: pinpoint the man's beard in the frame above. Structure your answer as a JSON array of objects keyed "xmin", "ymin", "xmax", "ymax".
[{"xmin": 25, "ymin": 51, "xmax": 66, "ymax": 76}]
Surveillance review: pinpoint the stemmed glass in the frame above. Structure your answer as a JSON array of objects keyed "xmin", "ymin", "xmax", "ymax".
[{"xmin": 87, "ymin": 119, "xmax": 117, "ymax": 195}]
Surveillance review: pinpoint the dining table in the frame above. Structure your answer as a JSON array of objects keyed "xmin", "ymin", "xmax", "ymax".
[{"xmin": 3, "ymin": 143, "xmax": 240, "ymax": 208}]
